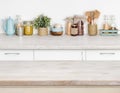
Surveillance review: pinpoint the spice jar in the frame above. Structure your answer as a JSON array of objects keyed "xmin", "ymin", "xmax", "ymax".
[
  {"xmin": 24, "ymin": 21, "xmax": 33, "ymax": 35},
  {"xmin": 71, "ymin": 24, "xmax": 78, "ymax": 36}
]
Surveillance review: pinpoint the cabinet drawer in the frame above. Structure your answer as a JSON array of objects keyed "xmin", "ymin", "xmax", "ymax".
[
  {"xmin": 34, "ymin": 50, "xmax": 83, "ymax": 61},
  {"xmin": 0, "ymin": 50, "xmax": 33, "ymax": 61},
  {"xmin": 86, "ymin": 50, "xmax": 120, "ymax": 61}
]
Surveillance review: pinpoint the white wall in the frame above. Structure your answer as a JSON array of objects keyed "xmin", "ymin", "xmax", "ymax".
[{"xmin": 0, "ymin": 0, "xmax": 120, "ymax": 33}]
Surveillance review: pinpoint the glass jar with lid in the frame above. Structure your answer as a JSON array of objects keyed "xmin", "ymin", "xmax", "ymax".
[
  {"xmin": 103, "ymin": 15, "xmax": 110, "ymax": 30},
  {"xmin": 24, "ymin": 21, "xmax": 33, "ymax": 35},
  {"xmin": 71, "ymin": 24, "xmax": 78, "ymax": 36},
  {"xmin": 110, "ymin": 15, "xmax": 117, "ymax": 30}
]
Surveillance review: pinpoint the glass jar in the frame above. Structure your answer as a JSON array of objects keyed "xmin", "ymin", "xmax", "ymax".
[
  {"xmin": 71, "ymin": 24, "xmax": 78, "ymax": 36},
  {"xmin": 15, "ymin": 15, "xmax": 24, "ymax": 36},
  {"xmin": 110, "ymin": 15, "xmax": 117, "ymax": 30},
  {"xmin": 24, "ymin": 21, "xmax": 33, "ymax": 35},
  {"xmin": 103, "ymin": 15, "xmax": 110, "ymax": 30}
]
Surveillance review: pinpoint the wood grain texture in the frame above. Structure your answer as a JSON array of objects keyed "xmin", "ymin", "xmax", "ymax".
[{"xmin": 0, "ymin": 61, "xmax": 120, "ymax": 86}]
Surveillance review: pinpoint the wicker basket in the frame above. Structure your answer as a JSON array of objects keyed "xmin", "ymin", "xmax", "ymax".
[{"xmin": 38, "ymin": 28, "xmax": 48, "ymax": 36}]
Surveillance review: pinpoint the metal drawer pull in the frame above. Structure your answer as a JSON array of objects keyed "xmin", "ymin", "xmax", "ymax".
[
  {"xmin": 4, "ymin": 53, "xmax": 20, "ymax": 55},
  {"xmin": 100, "ymin": 53, "xmax": 115, "ymax": 55}
]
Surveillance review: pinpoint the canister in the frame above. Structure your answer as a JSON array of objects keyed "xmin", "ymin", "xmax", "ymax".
[
  {"xmin": 24, "ymin": 21, "xmax": 33, "ymax": 35},
  {"xmin": 88, "ymin": 24, "xmax": 98, "ymax": 36}
]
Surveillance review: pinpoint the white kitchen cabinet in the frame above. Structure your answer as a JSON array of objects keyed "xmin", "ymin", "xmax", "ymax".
[
  {"xmin": 34, "ymin": 50, "xmax": 83, "ymax": 61},
  {"xmin": 0, "ymin": 86, "xmax": 120, "ymax": 93},
  {"xmin": 86, "ymin": 50, "xmax": 120, "ymax": 61},
  {"xmin": 1, "ymin": 49, "xmax": 120, "ymax": 61},
  {"xmin": 0, "ymin": 50, "xmax": 33, "ymax": 61}
]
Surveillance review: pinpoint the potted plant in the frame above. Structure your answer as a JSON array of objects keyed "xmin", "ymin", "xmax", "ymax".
[{"xmin": 33, "ymin": 14, "xmax": 51, "ymax": 36}]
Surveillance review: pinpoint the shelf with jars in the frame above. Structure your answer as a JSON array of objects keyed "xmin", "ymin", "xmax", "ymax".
[{"xmin": 2, "ymin": 11, "xmax": 120, "ymax": 37}]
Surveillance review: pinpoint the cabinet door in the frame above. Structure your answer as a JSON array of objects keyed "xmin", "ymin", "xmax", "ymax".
[
  {"xmin": 0, "ymin": 50, "xmax": 33, "ymax": 61},
  {"xmin": 34, "ymin": 50, "xmax": 83, "ymax": 61},
  {"xmin": 86, "ymin": 50, "xmax": 120, "ymax": 61}
]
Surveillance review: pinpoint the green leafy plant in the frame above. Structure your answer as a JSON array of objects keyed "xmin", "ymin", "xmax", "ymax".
[{"xmin": 33, "ymin": 14, "xmax": 51, "ymax": 29}]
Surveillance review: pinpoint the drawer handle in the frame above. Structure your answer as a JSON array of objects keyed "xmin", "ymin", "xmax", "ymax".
[
  {"xmin": 4, "ymin": 53, "xmax": 20, "ymax": 55},
  {"xmin": 100, "ymin": 53, "xmax": 115, "ymax": 55}
]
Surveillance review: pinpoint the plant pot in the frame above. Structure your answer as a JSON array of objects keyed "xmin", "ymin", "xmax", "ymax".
[
  {"xmin": 38, "ymin": 28, "xmax": 48, "ymax": 36},
  {"xmin": 88, "ymin": 24, "xmax": 98, "ymax": 36}
]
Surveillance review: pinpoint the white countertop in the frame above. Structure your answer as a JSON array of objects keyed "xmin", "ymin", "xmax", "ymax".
[
  {"xmin": 0, "ymin": 61, "xmax": 120, "ymax": 86},
  {"xmin": 0, "ymin": 34, "xmax": 120, "ymax": 49}
]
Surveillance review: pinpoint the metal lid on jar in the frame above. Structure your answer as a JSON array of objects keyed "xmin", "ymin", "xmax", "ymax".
[{"xmin": 23, "ymin": 21, "xmax": 33, "ymax": 25}]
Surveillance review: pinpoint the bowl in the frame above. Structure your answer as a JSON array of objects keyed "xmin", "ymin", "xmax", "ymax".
[{"xmin": 50, "ymin": 27, "xmax": 63, "ymax": 36}]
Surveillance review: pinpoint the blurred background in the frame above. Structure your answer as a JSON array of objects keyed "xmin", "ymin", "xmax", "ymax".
[{"xmin": 0, "ymin": 0, "xmax": 119, "ymax": 34}]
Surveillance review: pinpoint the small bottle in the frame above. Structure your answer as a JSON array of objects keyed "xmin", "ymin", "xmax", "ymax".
[
  {"xmin": 71, "ymin": 24, "xmax": 78, "ymax": 36},
  {"xmin": 15, "ymin": 15, "xmax": 24, "ymax": 36},
  {"xmin": 78, "ymin": 20, "xmax": 84, "ymax": 35}
]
